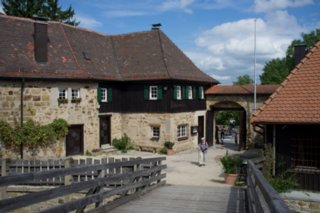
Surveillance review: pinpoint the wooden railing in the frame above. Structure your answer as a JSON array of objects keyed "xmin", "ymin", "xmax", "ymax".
[
  {"xmin": 0, "ymin": 156, "xmax": 166, "ymax": 212},
  {"xmin": 246, "ymin": 160, "xmax": 291, "ymax": 213}
]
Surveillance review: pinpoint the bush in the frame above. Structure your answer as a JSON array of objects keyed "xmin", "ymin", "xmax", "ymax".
[
  {"xmin": 164, "ymin": 141, "xmax": 174, "ymax": 149},
  {"xmin": 112, "ymin": 134, "xmax": 134, "ymax": 153},
  {"xmin": 158, "ymin": 147, "xmax": 167, "ymax": 155},
  {"xmin": 270, "ymin": 175, "xmax": 298, "ymax": 193},
  {"xmin": 0, "ymin": 119, "xmax": 68, "ymax": 149},
  {"xmin": 220, "ymin": 151, "xmax": 242, "ymax": 174}
]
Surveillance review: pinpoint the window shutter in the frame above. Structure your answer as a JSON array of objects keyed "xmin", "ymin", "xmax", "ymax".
[
  {"xmin": 144, "ymin": 86, "xmax": 149, "ymax": 100},
  {"xmin": 108, "ymin": 88, "xmax": 112, "ymax": 102},
  {"xmin": 197, "ymin": 86, "xmax": 201, "ymax": 99},
  {"xmin": 97, "ymin": 87, "xmax": 102, "ymax": 103},
  {"xmin": 158, "ymin": 86, "xmax": 163, "ymax": 100},
  {"xmin": 183, "ymin": 86, "xmax": 188, "ymax": 100},
  {"xmin": 193, "ymin": 87, "xmax": 197, "ymax": 99},
  {"xmin": 173, "ymin": 86, "xmax": 177, "ymax": 100}
]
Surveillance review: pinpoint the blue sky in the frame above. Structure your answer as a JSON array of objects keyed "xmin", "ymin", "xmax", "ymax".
[{"xmin": 2, "ymin": 0, "xmax": 319, "ymax": 84}]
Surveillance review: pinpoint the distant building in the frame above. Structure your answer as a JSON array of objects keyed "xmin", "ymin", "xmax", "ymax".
[{"xmin": 0, "ymin": 15, "xmax": 217, "ymax": 158}]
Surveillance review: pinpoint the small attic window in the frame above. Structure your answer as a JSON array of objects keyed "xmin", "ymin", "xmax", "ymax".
[{"xmin": 82, "ymin": 51, "xmax": 91, "ymax": 61}]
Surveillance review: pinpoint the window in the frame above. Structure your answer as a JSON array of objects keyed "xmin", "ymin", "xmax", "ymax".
[
  {"xmin": 144, "ymin": 86, "xmax": 162, "ymax": 100},
  {"xmin": 149, "ymin": 86, "xmax": 158, "ymax": 100},
  {"xmin": 59, "ymin": 88, "xmax": 67, "ymax": 99},
  {"xmin": 177, "ymin": 124, "xmax": 188, "ymax": 139},
  {"xmin": 199, "ymin": 86, "xmax": 204, "ymax": 99},
  {"xmin": 151, "ymin": 126, "xmax": 160, "ymax": 138},
  {"xmin": 188, "ymin": 86, "xmax": 193, "ymax": 100},
  {"xmin": 176, "ymin": 86, "xmax": 182, "ymax": 100},
  {"xmin": 98, "ymin": 87, "xmax": 112, "ymax": 103},
  {"xmin": 71, "ymin": 88, "xmax": 80, "ymax": 100},
  {"xmin": 101, "ymin": 88, "xmax": 108, "ymax": 102}
]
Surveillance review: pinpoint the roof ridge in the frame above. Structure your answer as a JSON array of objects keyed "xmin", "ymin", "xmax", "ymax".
[
  {"xmin": 253, "ymin": 41, "xmax": 320, "ymax": 121},
  {"xmin": 110, "ymin": 37, "xmax": 123, "ymax": 81},
  {"xmin": 156, "ymin": 30, "xmax": 171, "ymax": 79}
]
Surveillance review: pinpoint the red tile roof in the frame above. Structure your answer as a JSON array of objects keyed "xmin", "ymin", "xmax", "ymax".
[
  {"xmin": 252, "ymin": 41, "xmax": 320, "ymax": 124},
  {"xmin": 0, "ymin": 15, "xmax": 217, "ymax": 84},
  {"xmin": 206, "ymin": 84, "xmax": 279, "ymax": 95}
]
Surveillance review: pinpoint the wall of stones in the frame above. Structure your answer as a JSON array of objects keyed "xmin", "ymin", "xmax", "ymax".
[
  {"xmin": 0, "ymin": 80, "xmax": 100, "ymax": 159},
  {"xmin": 114, "ymin": 111, "xmax": 206, "ymax": 152}
]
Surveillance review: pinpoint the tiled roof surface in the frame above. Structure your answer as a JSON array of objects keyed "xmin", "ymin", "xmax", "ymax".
[
  {"xmin": 253, "ymin": 41, "xmax": 320, "ymax": 124},
  {"xmin": 206, "ymin": 84, "xmax": 279, "ymax": 95},
  {"xmin": 0, "ymin": 15, "xmax": 217, "ymax": 84}
]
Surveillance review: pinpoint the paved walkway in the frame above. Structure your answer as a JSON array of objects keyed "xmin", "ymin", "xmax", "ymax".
[{"xmin": 110, "ymin": 136, "xmax": 256, "ymax": 212}]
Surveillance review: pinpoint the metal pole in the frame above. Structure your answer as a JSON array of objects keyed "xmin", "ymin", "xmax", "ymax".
[{"xmin": 253, "ymin": 19, "xmax": 257, "ymax": 112}]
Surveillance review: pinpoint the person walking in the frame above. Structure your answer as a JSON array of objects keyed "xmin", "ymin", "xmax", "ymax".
[{"xmin": 198, "ymin": 137, "xmax": 208, "ymax": 167}]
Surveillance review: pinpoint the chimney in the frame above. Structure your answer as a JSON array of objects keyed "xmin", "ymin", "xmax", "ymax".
[
  {"xmin": 151, "ymin": 23, "xmax": 161, "ymax": 30},
  {"xmin": 33, "ymin": 16, "xmax": 48, "ymax": 63},
  {"xmin": 294, "ymin": 44, "xmax": 306, "ymax": 66}
]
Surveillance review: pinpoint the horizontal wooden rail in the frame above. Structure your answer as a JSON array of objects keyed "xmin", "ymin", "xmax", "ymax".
[
  {"xmin": 247, "ymin": 160, "xmax": 291, "ymax": 213},
  {"xmin": 0, "ymin": 156, "xmax": 166, "ymax": 213}
]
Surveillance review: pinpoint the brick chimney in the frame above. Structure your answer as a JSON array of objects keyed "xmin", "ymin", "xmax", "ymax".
[
  {"xmin": 33, "ymin": 16, "xmax": 48, "ymax": 63},
  {"xmin": 294, "ymin": 44, "xmax": 306, "ymax": 66}
]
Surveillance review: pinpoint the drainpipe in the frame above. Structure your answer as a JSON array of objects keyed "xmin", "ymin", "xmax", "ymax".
[
  {"xmin": 272, "ymin": 125, "xmax": 276, "ymax": 176},
  {"xmin": 20, "ymin": 78, "xmax": 25, "ymax": 159}
]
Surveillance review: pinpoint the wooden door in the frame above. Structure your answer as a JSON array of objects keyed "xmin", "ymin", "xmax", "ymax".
[
  {"xmin": 66, "ymin": 125, "xmax": 83, "ymax": 156},
  {"xmin": 198, "ymin": 116, "xmax": 204, "ymax": 144},
  {"xmin": 206, "ymin": 111, "xmax": 213, "ymax": 146},
  {"xmin": 100, "ymin": 115, "xmax": 111, "ymax": 147}
]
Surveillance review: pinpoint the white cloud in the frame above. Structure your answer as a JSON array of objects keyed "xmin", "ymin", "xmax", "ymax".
[
  {"xmin": 159, "ymin": 0, "xmax": 195, "ymax": 13},
  {"xmin": 188, "ymin": 11, "xmax": 307, "ymax": 84},
  {"xmin": 0, "ymin": 4, "xmax": 4, "ymax": 13},
  {"xmin": 210, "ymin": 74, "xmax": 231, "ymax": 81},
  {"xmin": 77, "ymin": 15, "xmax": 102, "ymax": 29},
  {"xmin": 254, "ymin": 0, "xmax": 314, "ymax": 12}
]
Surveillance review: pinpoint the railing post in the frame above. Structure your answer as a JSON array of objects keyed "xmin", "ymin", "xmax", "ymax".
[{"xmin": 0, "ymin": 159, "xmax": 8, "ymax": 199}]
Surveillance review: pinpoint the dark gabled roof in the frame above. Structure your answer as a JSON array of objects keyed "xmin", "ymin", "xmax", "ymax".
[
  {"xmin": 206, "ymin": 84, "xmax": 279, "ymax": 95},
  {"xmin": 252, "ymin": 41, "xmax": 320, "ymax": 124},
  {"xmin": 0, "ymin": 15, "xmax": 217, "ymax": 84}
]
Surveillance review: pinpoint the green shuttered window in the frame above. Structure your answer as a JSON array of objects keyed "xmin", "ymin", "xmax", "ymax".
[{"xmin": 145, "ymin": 86, "xmax": 162, "ymax": 100}]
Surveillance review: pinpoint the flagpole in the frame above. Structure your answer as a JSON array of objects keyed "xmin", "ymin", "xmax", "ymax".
[{"xmin": 253, "ymin": 19, "xmax": 257, "ymax": 112}]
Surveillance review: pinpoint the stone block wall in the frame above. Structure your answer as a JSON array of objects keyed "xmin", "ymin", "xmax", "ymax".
[
  {"xmin": 111, "ymin": 111, "xmax": 206, "ymax": 152},
  {"xmin": 0, "ymin": 80, "xmax": 99, "ymax": 159}
]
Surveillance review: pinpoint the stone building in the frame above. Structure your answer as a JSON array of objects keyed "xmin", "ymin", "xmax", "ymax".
[{"xmin": 0, "ymin": 15, "xmax": 217, "ymax": 158}]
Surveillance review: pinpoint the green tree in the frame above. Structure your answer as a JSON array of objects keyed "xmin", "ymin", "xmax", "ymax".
[
  {"xmin": 260, "ymin": 58, "xmax": 290, "ymax": 84},
  {"xmin": 1, "ymin": 0, "xmax": 79, "ymax": 26},
  {"xmin": 216, "ymin": 111, "xmax": 239, "ymax": 126},
  {"xmin": 260, "ymin": 28, "xmax": 320, "ymax": 84},
  {"xmin": 233, "ymin": 74, "xmax": 254, "ymax": 85}
]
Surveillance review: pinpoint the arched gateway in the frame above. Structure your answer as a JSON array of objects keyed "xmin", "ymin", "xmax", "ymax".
[{"xmin": 205, "ymin": 84, "xmax": 279, "ymax": 150}]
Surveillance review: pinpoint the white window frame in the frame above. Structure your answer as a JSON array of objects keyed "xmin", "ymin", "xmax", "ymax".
[
  {"xmin": 101, "ymin": 88, "xmax": 108, "ymax": 102},
  {"xmin": 200, "ymin": 86, "xmax": 204, "ymax": 99},
  {"xmin": 151, "ymin": 126, "xmax": 160, "ymax": 138},
  {"xmin": 188, "ymin": 86, "xmax": 193, "ymax": 100},
  {"xmin": 177, "ymin": 124, "xmax": 188, "ymax": 138},
  {"xmin": 176, "ymin": 86, "xmax": 182, "ymax": 100},
  {"xmin": 149, "ymin": 86, "xmax": 158, "ymax": 100},
  {"xmin": 58, "ymin": 88, "xmax": 67, "ymax": 100},
  {"xmin": 71, "ymin": 88, "xmax": 80, "ymax": 100}
]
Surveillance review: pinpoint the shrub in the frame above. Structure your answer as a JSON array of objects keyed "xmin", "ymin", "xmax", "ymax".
[
  {"xmin": 158, "ymin": 147, "xmax": 167, "ymax": 155},
  {"xmin": 112, "ymin": 134, "xmax": 134, "ymax": 153},
  {"xmin": 0, "ymin": 119, "xmax": 68, "ymax": 149},
  {"xmin": 270, "ymin": 174, "xmax": 299, "ymax": 193},
  {"xmin": 164, "ymin": 141, "xmax": 174, "ymax": 149},
  {"xmin": 220, "ymin": 151, "xmax": 242, "ymax": 174}
]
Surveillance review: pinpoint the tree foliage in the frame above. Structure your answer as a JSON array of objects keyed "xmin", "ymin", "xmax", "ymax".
[
  {"xmin": 216, "ymin": 111, "xmax": 239, "ymax": 126},
  {"xmin": 260, "ymin": 28, "xmax": 320, "ymax": 84},
  {"xmin": 1, "ymin": 0, "xmax": 79, "ymax": 25},
  {"xmin": 233, "ymin": 74, "xmax": 254, "ymax": 85}
]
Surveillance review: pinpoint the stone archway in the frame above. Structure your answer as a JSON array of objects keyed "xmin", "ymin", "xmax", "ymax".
[{"xmin": 208, "ymin": 101, "xmax": 247, "ymax": 150}]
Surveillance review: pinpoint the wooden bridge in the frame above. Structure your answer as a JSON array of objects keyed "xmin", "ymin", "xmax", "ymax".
[{"xmin": 110, "ymin": 185, "xmax": 246, "ymax": 213}]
